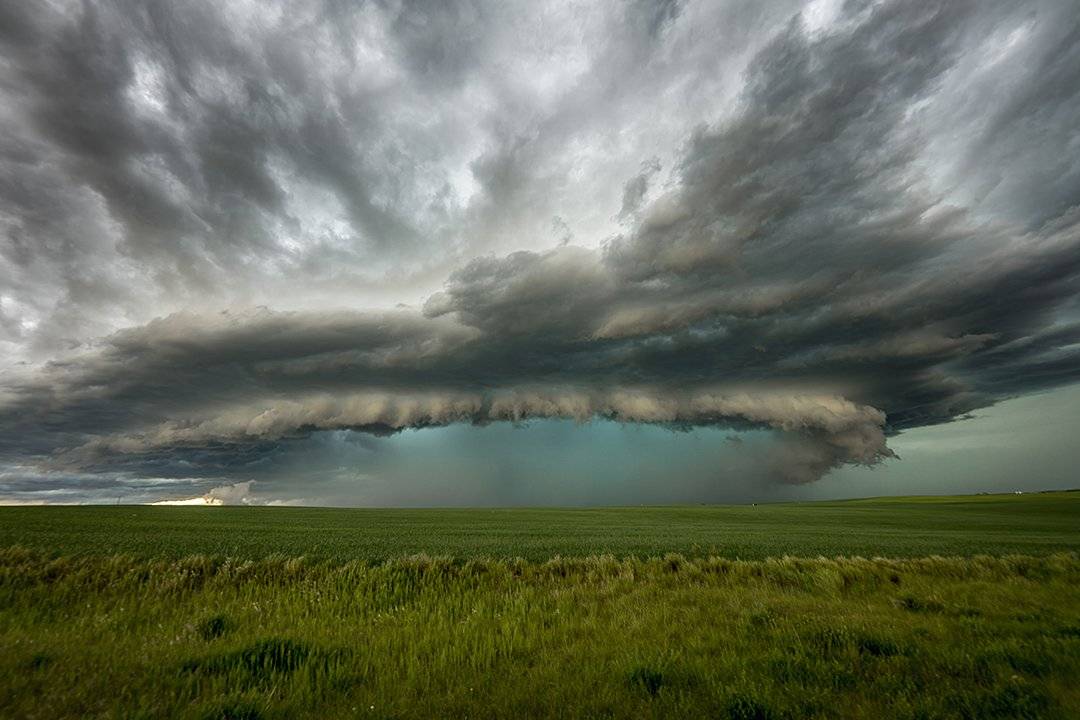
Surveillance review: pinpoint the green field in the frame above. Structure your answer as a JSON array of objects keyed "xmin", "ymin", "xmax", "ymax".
[
  {"xmin": 2, "ymin": 493, "xmax": 1079, "ymax": 719},
  {"xmin": 2, "ymin": 491, "xmax": 1078, "ymax": 561}
]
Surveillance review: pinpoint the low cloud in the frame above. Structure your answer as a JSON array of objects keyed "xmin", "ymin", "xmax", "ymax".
[
  {"xmin": 53, "ymin": 388, "xmax": 889, "ymax": 485},
  {"xmin": 151, "ymin": 481, "xmax": 257, "ymax": 506}
]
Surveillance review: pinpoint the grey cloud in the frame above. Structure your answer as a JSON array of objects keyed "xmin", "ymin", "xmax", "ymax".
[
  {"xmin": 0, "ymin": 462, "xmax": 211, "ymax": 505},
  {"xmin": 2, "ymin": 0, "xmax": 1080, "ymax": 499},
  {"xmin": 1, "ymin": 0, "xmax": 808, "ymax": 367},
  {"xmin": 618, "ymin": 157, "xmax": 662, "ymax": 221},
  {"xmin": 54, "ymin": 387, "xmax": 889, "ymax": 485}
]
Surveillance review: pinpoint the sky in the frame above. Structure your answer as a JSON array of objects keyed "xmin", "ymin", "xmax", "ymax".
[{"xmin": 1, "ymin": 0, "xmax": 1079, "ymax": 506}]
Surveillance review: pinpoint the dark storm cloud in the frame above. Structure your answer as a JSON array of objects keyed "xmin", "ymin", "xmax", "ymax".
[
  {"xmin": 5, "ymin": 0, "xmax": 768, "ymax": 368},
  {"xmin": 0, "ymin": 0, "xmax": 482, "ymax": 360},
  {"xmin": 2, "ymin": 0, "xmax": 1080, "ymax": 497}
]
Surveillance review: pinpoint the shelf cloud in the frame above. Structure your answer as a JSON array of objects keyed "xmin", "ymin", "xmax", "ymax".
[{"xmin": 1, "ymin": 0, "xmax": 1079, "ymax": 502}]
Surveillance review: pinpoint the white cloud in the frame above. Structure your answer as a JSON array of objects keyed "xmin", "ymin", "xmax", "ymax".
[{"xmin": 149, "ymin": 481, "xmax": 257, "ymax": 506}]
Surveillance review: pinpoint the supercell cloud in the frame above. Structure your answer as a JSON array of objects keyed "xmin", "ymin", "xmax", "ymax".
[{"xmin": 1, "ymin": 0, "xmax": 1079, "ymax": 502}]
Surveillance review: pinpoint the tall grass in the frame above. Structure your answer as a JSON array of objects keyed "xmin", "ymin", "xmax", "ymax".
[{"xmin": 2, "ymin": 548, "xmax": 1078, "ymax": 718}]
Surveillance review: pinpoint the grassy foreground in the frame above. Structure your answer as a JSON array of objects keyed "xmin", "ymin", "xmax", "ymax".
[
  {"xmin": 3, "ymin": 493, "xmax": 1079, "ymax": 718},
  {"xmin": 1, "ymin": 491, "xmax": 1078, "ymax": 560},
  {"xmin": 2, "ymin": 549, "xmax": 1079, "ymax": 719}
]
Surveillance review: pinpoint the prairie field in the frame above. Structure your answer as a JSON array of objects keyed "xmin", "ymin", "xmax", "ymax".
[
  {"xmin": 2, "ymin": 492, "xmax": 1079, "ymax": 719},
  {"xmin": 2, "ymin": 491, "xmax": 1078, "ymax": 561}
]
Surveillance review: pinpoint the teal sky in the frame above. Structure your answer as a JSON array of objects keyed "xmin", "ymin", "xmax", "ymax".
[
  {"xmin": 245, "ymin": 383, "xmax": 1080, "ymax": 507},
  {"xmin": 804, "ymin": 383, "xmax": 1080, "ymax": 501}
]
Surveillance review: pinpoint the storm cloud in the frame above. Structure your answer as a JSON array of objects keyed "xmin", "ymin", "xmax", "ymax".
[{"xmin": 1, "ymin": 0, "xmax": 1079, "ymax": 502}]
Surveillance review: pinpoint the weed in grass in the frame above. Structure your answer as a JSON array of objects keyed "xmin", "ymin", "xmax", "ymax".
[
  {"xmin": 810, "ymin": 627, "xmax": 849, "ymax": 654},
  {"xmin": 747, "ymin": 605, "xmax": 777, "ymax": 629},
  {"xmin": 182, "ymin": 638, "xmax": 311, "ymax": 679},
  {"xmin": 627, "ymin": 666, "xmax": 665, "ymax": 697},
  {"xmin": 196, "ymin": 614, "xmax": 233, "ymax": 641},
  {"xmin": 938, "ymin": 653, "xmax": 997, "ymax": 687},
  {"xmin": 809, "ymin": 627, "xmax": 901, "ymax": 658},
  {"xmin": 767, "ymin": 656, "xmax": 814, "ymax": 685},
  {"xmin": 201, "ymin": 702, "xmax": 264, "ymax": 720},
  {"xmin": 724, "ymin": 694, "xmax": 778, "ymax": 720},
  {"xmin": 987, "ymin": 640, "xmax": 1055, "ymax": 678},
  {"xmin": 28, "ymin": 652, "xmax": 52, "ymax": 670},
  {"xmin": 964, "ymin": 680, "xmax": 1054, "ymax": 719},
  {"xmin": 855, "ymin": 634, "xmax": 902, "ymax": 658},
  {"xmin": 1056, "ymin": 624, "xmax": 1080, "ymax": 638},
  {"xmin": 895, "ymin": 594, "xmax": 945, "ymax": 613}
]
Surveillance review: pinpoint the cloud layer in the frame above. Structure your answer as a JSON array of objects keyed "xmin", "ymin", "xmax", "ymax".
[{"xmin": 2, "ymin": 0, "xmax": 1080, "ymax": 501}]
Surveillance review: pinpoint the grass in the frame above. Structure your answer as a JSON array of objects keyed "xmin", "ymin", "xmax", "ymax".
[
  {"xmin": 0, "ymin": 491, "xmax": 1077, "ymax": 561},
  {"xmin": 1, "ymin": 549, "xmax": 1078, "ymax": 718},
  {"xmin": 2, "ymin": 492, "xmax": 1078, "ymax": 718}
]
